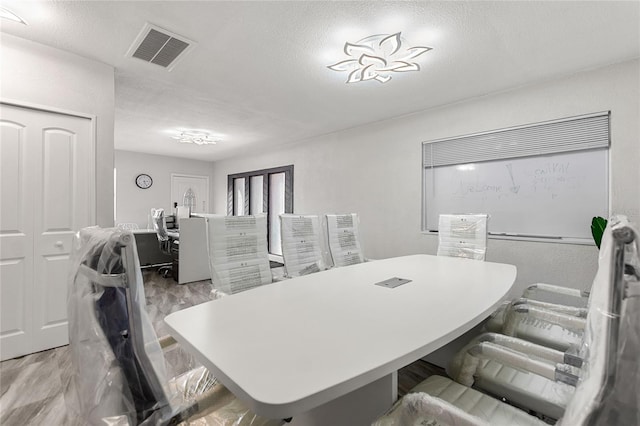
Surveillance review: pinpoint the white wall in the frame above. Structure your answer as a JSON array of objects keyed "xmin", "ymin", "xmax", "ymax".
[
  {"xmin": 0, "ymin": 33, "xmax": 115, "ymax": 227},
  {"xmin": 211, "ymin": 59, "xmax": 640, "ymax": 297},
  {"xmin": 115, "ymin": 150, "xmax": 215, "ymax": 228}
]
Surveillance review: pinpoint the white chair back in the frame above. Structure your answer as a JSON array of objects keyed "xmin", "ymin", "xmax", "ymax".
[
  {"xmin": 325, "ymin": 213, "xmax": 366, "ymax": 267},
  {"xmin": 117, "ymin": 223, "xmax": 140, "ymax": 231},
  {"xmin": 151, "ymin": 208, "xmax": 169, "ymax": 240},
  {"xmin": 280, "ymin": 214, "xmax": 329, "ymax": 277},
  {"xmin": 151, "ymin": 208, "xmax": 174, "ymax": 256},
  {"xmin": 559, "ymin": 216, "xmax": 638, "ymax": 425},
  {"xmin": 437, "ymin": 214, "xmax": 488, "ymax": 260},
  {"xmin": 202, "ymin": 214, "xmax": 272, "ymax": 295}
]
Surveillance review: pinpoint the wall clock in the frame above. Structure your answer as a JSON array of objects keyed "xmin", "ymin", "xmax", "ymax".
[{"xmin": 135, "ymin": 173, "xmax": 153, "ymax": 189}]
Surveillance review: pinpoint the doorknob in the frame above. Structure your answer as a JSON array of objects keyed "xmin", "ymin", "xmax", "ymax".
[{"xmin": 55, "ymin": 241, "xmax": 64, "ymax": 248}]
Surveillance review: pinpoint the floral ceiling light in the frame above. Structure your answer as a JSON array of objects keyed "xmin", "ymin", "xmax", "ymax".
[
  {"xmin": 172, "ymin": 131, "xmax": 219, "ymax": 145},
  {"xmin": 327, "ymin": 32, "xmax": 432, "ymax": 84},
  {"xmin": 0, "ymin": 6, "xmax": 27, "ymax": 25}
]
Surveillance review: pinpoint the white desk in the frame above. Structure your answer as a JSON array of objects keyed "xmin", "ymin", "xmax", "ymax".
[
  {"xmin": 133, "ymin": 224, "xmax": 210, "ymax": 284},
  {"xmin": 164, "ymin": 254, "xmax": 516, "ymax": 425},
  {"xmin": 176, "ymin": 217, "xmax": 210, "ymax": 284}
]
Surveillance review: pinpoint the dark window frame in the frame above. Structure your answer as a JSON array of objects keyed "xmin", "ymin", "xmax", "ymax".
[{"xmin": 227, "ymin": 165, "xmax": 294, "ymax": 254}]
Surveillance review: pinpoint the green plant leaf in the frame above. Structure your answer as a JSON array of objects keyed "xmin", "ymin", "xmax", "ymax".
[{"xmin": 591, "ymin": 216, "xmax": 607, "ymax": 249}]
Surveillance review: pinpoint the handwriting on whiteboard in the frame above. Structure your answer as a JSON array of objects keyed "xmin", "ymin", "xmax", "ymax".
[
  {"xmin": 454, "ymin": 161, "xmax": 576, "ymax": 199},
  {"xmin": 424, "ymin": 149, "xmax": 608, "ymax": 239}
]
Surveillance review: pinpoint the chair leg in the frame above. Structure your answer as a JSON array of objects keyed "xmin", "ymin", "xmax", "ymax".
[{"xmin": 158, "ymin": 265, "xmax": 172, "ymax": 278}]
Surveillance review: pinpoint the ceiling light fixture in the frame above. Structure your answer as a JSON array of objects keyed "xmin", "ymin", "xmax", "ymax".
[
  {"xmin": 0, "ymin": 6, "xmax": 27, "ymax": 24},
  {"xmin": 171, "ymin": 131, "xmax": 219, "ymax": 146},
  {"xmin": 327, "ymin": 32, "xmax": 432, "ymax": 84}
]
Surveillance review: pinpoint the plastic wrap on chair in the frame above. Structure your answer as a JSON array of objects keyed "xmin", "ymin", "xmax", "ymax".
[
  {"xmin": 451, "ymin": 217, "xmax": 639, "ymax": 423},
  {"xmin": 170, "ymin": 365, "xmax": 220, "ymax": 405},
  {"xmin": 386, "ymin": 375, "xmax": 549, "ymax": 425},
  {"xmin": 185, "ymin": 396, "xmax": 285, "ymax": 426},
  {"xmin": 169, "ymin": 365, "xmax": 282, "ymax": 425},
  {"xmin": 449, "ymin": 338, "xmax": 561, "ymax": 386},
  {"xmin": 325, "ymin": 213, "xmax": 366, "ymax": 267},
  {"xmin": 484, "ymin": 300, "xmax": 511, "ymax": 332},
  {"xmin": 448, "ymin": 332, "xmax": 571, "ymax": 386},
  {"xmin": 502, "ymin": 304, "xmax": 586, "ymax": 337},
  {"xmin": 449, "ymin": 339, "xmax": 575, "ymax": 419},
  {"xmin": 152, "ymin": 208, "xmax": 170, "ymax": 242},
  {"xmin": 152, "ymin": 208, "xmax": 178, "ymax": 263},
  {"xmin": 67, "ymin": 227, "xmax": 171, "ymax": 425},
  {"xmin": 486, "ymin": 284, "xmax": 590, "ymax": 341},
  {"xmin": 381, "ymin": 219, "xmax": 638, "ymax": 425},
  {"xmin": 559, "ymin": 216, "xmax": 639, "ymax": 425},
  {"xmin": 373, "ymin": 392, "xmax": 490, "ymax": 426},
  {"xmin": 210, "ymin": 288, "xmax": 228, "ymax": 300},
  {"xmin": 486, "ymin": 302, "xmax": 584, "ymax": 352},
  {"xmin": 487, "ymin": 297, "xmax": 587, "ymax": 329},
  {"xmin": 590, "ymin": 283, "xmax": 640, "ymax": 424},
  {"xmin": 437, "ymin": 214, "xmax": 488, "ymax": 261},
  {"xmin": 592, "ymin": 229, "xmax": 640, "ymax": 424},
  {"xmin": 203, "ymin": 214, "xmax": 272, "ymax": 295},
  {"xmin": 67, "ymin": 226, "xmax": 282, "ymax": 426},
  {"xmin": 475, "ymin": 343, "xmax": 558, "ymax": 380},
  {"xmin": 452, "ymin": 353, "xmax": 481, "ymax": 387},
  {"xmin": 517, "ymin": 299, "xmax": 588, "ymax": 317},
  {"xmin": 279, "ymin": 214, "xmax": 330, "ymax": 277},
  {"xmin": 523, "ymin": 283, "xmax": 589, "ymax": 306}
]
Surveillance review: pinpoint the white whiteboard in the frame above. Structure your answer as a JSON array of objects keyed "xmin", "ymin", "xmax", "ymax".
[{"xmin": 423, "ymin": 149, "xmax": 609, "ymax": 240}]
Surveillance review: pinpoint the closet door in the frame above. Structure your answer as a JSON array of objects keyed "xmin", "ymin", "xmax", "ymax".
[
  {"xmin": 0, "ymin": 111, "xmax": 35, "ymax": 360},
  {"xmin": 0, "ymin": 103, "xmax": 93, "ymax": 360}
]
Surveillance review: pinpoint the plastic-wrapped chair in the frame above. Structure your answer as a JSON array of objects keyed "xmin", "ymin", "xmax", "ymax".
[
  {"xmin": 201, "ymin": 214, "xmax": 273, "ymax": 298},
  {"xmin": 66, "ymin": 226, "xmax": 283, "ymax": 425},
  {"xmin": 374, "ymin": 376, "xmax": 547, "ymax": 426},
  {"xmin": 151, "ymin": 208, "xmax": 179, "ymax": 279},
  {"xmin": 437, "ymin": 214, "xmax": 488, "ymax": 261},
  {"xmin": 445, "ymin": 216, "xmax": 637, "ymax": 420},
  {"xmin": 374, "ymin": 214, "xmax": 639, "ymax": 425},
  {"xmin": 447, "ymin": 332, "xmax": 577, "ymax": 419},
  {"xmin": 484, "ymin": 298, "xmax": 586, "ymax": 351},
  {"xmin": 279, "ymin": 214, "xmax": 330, "ymax": 277},
  {"xmin": 325, "ymin": 213, "xmax": 367, "ymax": 267},
  {"xmin": 487, "ymin": 218, "xmax": 640, "ymax": 350},
  {"xmin": 484, "ymin": 281, "xmax": 590, "ymax": 351}
]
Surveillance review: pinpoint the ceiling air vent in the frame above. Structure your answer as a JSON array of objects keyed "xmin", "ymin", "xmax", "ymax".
[{"xmin": 126, "ymin": 23, "xmax": 196, "ymax": 71}]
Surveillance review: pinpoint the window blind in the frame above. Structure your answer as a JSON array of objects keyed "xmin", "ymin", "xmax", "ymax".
[{"xmin": 423, "ymin": 112, "xmax": 610, "ymax": 168}]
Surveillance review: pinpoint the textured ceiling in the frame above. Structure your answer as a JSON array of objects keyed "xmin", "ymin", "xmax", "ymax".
[{"xmin": 1, "ymin": 1, "xmax": 639, "ymax": 161}]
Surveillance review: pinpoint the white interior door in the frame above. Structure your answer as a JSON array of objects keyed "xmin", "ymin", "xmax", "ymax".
[
  {"xmin": 171, "ymin": 174, "xmax": 209, "ymax": 214},
  {"xmin": 0, "ymin": 112, "xmax": 35, "ymax": 360},
  {"xmin": 0, "ymin": 103, "xmax": 93, "ymax": 360}
]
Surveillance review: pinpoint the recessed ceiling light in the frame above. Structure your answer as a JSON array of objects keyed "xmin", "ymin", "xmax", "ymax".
[
  {"xmin": 0, "ymin": 6, "xmax": 27, "ymax": 25},
  {"xmin": 171, "ymin": 131, "xmax": 219, "ymax": 146},
  {"xmin": 327, "ymin": 32, "xmax": 432, "ymax": 84}
]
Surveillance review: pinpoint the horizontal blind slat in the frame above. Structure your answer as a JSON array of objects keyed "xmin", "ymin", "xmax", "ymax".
[{"xmin": 423, "ymin": 112, "xmax": 609, "ymax": 167}]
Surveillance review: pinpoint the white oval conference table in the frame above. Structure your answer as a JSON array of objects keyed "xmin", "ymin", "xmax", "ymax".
[{"xmin": 164, "ymin": 254, "xmax": 517, "ymax": 426}]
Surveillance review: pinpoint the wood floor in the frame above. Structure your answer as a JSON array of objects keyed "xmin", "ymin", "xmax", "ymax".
[
  {"xmin": 0, "ymin": 270, "xmax": 442, "ymax": 425},
  {"xmin": 398, "ymin": 359, "xmax": 446, "ymax": 398}
]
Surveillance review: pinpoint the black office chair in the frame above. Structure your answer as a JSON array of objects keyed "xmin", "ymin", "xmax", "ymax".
[
  {"xmin": 151, "ymin": 208, "xmax": 179, "ymax": 280},
  {"xmin": 66, "ymin": 226, "xmax": 284, "ymax": 425}
]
